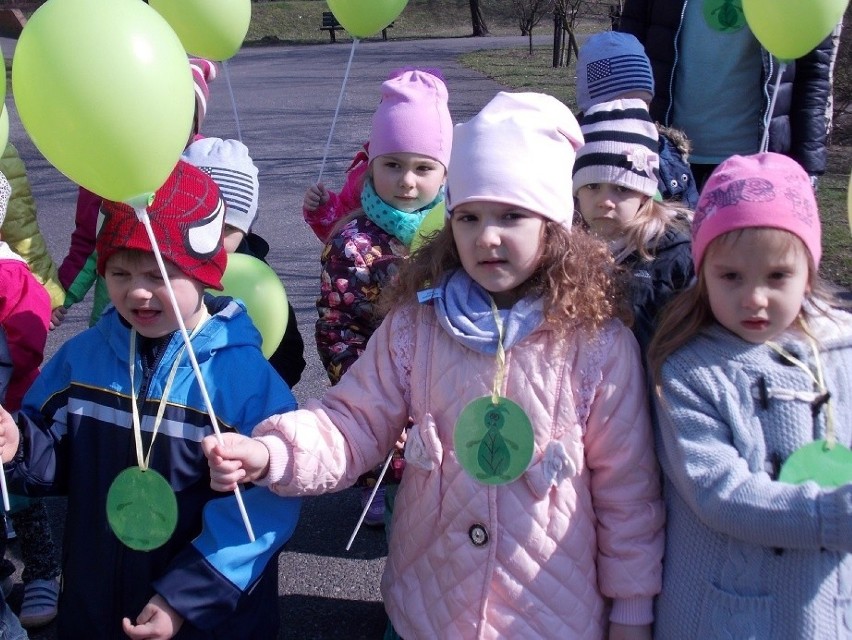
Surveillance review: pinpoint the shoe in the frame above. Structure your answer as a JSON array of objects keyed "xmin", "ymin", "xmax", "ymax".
[
  {"xmin": 18, "ymin": 578, "xmax": 59, "ymax": 628},
  {"xmin": 361, "ymin": 486, "xmax": 385, "ymax": 528}
]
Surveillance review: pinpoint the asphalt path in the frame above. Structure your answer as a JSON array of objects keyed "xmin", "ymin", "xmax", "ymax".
[{"xmin": 1, "ymin": 33, "xmax": 551, "ymax": 639}]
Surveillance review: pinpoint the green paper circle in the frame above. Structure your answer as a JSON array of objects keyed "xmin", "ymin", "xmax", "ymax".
[
  {"xmin": 703, "ymin": 0, "xmax": 746, "ymax": 32},
  {"xmin": 778, "ymin": 440, "xmax": 852, "ymax": 488},
  {"xmin": 454, "ymin": 397, "xmax": 534, "ymax": 485},
  {"xmin": 106, "ymin": 467, "xmax": 178, "ymax": 551}
]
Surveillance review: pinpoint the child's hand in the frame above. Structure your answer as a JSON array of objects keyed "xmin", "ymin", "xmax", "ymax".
[
  {"xmin": 303, "ymin": 183, "xmax": 330, "ymax": 211},
  {"xmin": 50, "ymin": 306, "xmax": 67, "ymax": 331},
  {"xmin": 609, "ymin": 623, "xmax": 652, "ymax": 640},
  {"xmin": 122, "ymin": 594, "xmax": 184, "ymax": 640},
  {"xmin": 202, "ymin": 433, "xmax": 271, "ymax": 491},
  {"xmin": 0, "ymin": 404, "xmax": 20, "ymax": 464}
]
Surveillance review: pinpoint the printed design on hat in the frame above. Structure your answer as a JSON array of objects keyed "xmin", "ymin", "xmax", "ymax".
[
  {"xmin": 585, "ymin": 54, "xmax": 655, "ymax": 104},
  {"xmin": 693, "ymin": 176, "xmax": 775, "ymax": 234},
  {"xmin": 784, "ymin": 182, "xmax": 818, "ymax": 227},
  {"xmin": 624, "ymin": 147, "xmax": 659, "ymax": 176},
  {"xmin": 184, "ymin": 196, "xmax": 226, "ymax": 260},
  {"xmin": 199, "ymin": 166, "xmax": 255, "ymax": 216}
]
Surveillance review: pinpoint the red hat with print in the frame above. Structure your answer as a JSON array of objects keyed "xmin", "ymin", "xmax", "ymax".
[{"xmin": 97, "ymin": 160, "xmax": 227, "ymax": 289}]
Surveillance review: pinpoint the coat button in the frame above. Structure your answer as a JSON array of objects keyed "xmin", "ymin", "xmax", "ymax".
[{"xmin": 469, "ymin": 524, "xmax": 488, "ymax": 547}]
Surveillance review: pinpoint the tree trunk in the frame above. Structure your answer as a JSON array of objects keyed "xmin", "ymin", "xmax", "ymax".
[{"xmin": 469, "ymin": 0, "xmax": 489, "ymax": 36}]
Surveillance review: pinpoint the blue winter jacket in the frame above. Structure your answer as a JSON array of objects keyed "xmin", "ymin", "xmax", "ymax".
[{"xmin": 5, "ymin": 296, "xmax": 300, "ymax": 639}]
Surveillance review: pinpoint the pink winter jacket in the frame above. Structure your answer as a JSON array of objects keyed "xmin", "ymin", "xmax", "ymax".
[{"xmin": 255, "ymin": 304, "xmax": 664, "ymax": 639}]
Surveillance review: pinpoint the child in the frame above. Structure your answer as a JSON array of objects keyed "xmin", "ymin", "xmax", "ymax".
[
  {"xmin": 301, "ymin": 66, "xmax": 450, "ymax": 243},
  {"xmin": 0, "ymin": 160, "xmax": 300, "ymax": 640},
  {"xmin": 204, "ymin": 91, "xmax": 665, "ymax": 639},
  {"xmin": 647, "ymin": 152, "xmax": 852, "ymax": 639},
  {"xmin": 314, "ymin": 68, "xmax": 452, "ymax": 525},
  {"xmin": 183, "ymin": 136, "xmax": 306, "ymax": 389},
  {"xmin": 573, "ymin": 98, "xmax": 694, "ymax": 354},
  {"xmin": 576, "ymin": 31, "xmax": 699, "ymax": 208},
  {"xmin": 0, "ymin": 167, "xmax": 61, "ymax": 630}
]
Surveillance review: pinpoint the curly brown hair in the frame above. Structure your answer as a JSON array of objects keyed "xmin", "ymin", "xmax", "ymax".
[{"xmin": 381, "ymin": 220, "xmax": 632, "ymax": 337}]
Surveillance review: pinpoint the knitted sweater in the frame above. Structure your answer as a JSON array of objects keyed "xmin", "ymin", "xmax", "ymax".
[{"xmin": 654, "ymin": 312, "xmax": 852, "ymax": 639}]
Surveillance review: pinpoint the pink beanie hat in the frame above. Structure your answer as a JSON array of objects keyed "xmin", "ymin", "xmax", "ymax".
[
  {"xmin": 368, "ymin": 69, "xmax": 452, "ymax": 167},
  {"xmin": 446, "ymin": 92, "xmax": 584, "ymax": 225},
  {"xmin": 692, "ymin": 153, "xmax": 821, "ymax": 269}
]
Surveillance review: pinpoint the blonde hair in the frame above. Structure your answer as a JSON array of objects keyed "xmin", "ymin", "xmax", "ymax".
[
  {"xmin": 647, "ymin": 227, "xmax": 842, "ymax": 390},
  {"xmin": 381, "ymin": 220, "xmax": 632, "ymax": 337},
  {"xmin": 612, "ymin": 197, "xmax": 692, "ymax": 263}
]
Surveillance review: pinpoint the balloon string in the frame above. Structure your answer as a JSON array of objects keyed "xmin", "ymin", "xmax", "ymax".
[
  {"xmin": 134, "ymin": 207, "xmax": 255, "ymax": 542},
  {"xmin": 345, "ymin": 447, "xmax": 394, "ymax": 551},
  {"xmin": 317, "ymin": 37, "xmax": 360, "ymax": 185},
  {"xmin": 760, "ymin": 60, "xmax": 785, "ymax": 153},
  {"xmin": 222, "ymin": 60, "xmax": 243, "ymax": 143}
]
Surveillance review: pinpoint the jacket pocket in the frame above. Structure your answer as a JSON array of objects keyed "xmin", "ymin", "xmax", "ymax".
[{"xmin": 697, "ymin": 583, "xmax": 774, "ymax": 639}]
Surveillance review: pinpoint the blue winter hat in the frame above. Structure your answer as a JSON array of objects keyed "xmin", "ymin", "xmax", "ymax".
[{"xmin": 576, "ymin": 32, "xmax": 654, "ymax": 114}]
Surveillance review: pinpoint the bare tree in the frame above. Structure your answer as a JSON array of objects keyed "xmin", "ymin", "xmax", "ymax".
[
  {"xmin": 469, "ymin": 0, "xmax": 489, "ymax": 36},
  {"xmin": 512, "ymin": 0, "xmax": 555, "ymax": 53},
  {"xmin": 551, "ymin": 0, "xmax": 583, "ymax": 67}
]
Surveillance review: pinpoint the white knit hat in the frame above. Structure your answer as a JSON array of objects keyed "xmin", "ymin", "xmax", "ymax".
[
  {"xmin": 573, "ymin": 98, "xmax": 659, "ymax": 197},
  {"xmin": 183, "ymin": 137, "xmax": 260, "ymax": 234},
  {"xmin": 447, "ymin": 92, "xmax": 584, "ymax": 226}
]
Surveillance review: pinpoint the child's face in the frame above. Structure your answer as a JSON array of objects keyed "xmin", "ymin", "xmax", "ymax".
[
  {"xmin": 371, "ymin": 153, "xmax": 445, "ymax": 213},
  {"xmin": 451, "ymin": 201, "xmax": 545, "ymax": 308},
  {"xmin": 703, "ymin": 230, "xmax": 811, "ymax": 343},
  {"xmin": 575, "ymin": 183, "xmax": 648, "ymax": 241},
  {"xmin": 105, "ymin": 251, "xmax": 206, "ymax": 339}
]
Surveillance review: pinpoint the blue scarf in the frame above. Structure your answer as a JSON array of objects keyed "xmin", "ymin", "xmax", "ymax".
[
  {"xmin": 361, "ymin": 179, "xmax": 443, "ymax": 247},
  {"xmin": 430, "ymin": 269, "xmax": 544, "ymax": 355}
]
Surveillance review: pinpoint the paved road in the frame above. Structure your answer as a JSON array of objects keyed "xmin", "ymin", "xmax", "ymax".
[{"xmin": 1, "ymin": 33, "xmax": 551, "ymax": 639}]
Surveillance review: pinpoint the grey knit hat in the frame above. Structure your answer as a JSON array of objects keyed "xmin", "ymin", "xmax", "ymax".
[
  {"xmin": 573, "ymin": 98, "xmax": 660, "ymax": 197},
  {"xmin": 183, "ymin": 137, "xmax": 259, "ymax": 235},
  {"xmin": 576, "ymin": 32, "xmax": 654, "ymax": 114}
]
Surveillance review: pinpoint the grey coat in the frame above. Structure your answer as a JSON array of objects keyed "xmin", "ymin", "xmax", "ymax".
[{"xmin": 654, "ymin": 311, "xmax": 852, "ymax": 639}]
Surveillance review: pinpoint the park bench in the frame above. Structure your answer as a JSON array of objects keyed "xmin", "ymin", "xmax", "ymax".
[{"xmin": 320, "ymin": 11, "xmax": 394, "ymax": 43}]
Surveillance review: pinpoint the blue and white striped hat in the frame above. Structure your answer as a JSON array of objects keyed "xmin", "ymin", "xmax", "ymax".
[
  {"xmin": 183, "ymin": 137, "xmax": 260, "ymax": 235},
  {"xmin": 576, "ymin": 32, "xmax": 654, "ymax": 114}
]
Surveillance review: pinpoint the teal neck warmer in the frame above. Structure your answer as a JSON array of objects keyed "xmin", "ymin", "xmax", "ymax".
[{"xmin": 361, "ymin": 179, "xmax": 444, "ymax": 247}]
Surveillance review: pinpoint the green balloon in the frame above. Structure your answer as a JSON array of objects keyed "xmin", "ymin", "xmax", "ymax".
[
  {"xmin": 210, "ymin": 253, "xmax": 288, "ymax": 359},
  {"xmin": 150, "ymin": 0, "xmax": 251, "ymax": 61},
  {"xmin": 778, "ymin": 440, "xmax": 852, "ymax": 488},
  {"xmin": 12, "ymin": 0, "xmax": 194, "ymax": 206},
  {"xmin": 107, "ymin": 467, "xmax": 178, "ymax": 551},
  {"xmin": 326, "ymin": 0, "xmax": 409, "ymax": 38},
  {"xmin": 742, "ymin": 0, "xmax": 847, "ymax": 61}
]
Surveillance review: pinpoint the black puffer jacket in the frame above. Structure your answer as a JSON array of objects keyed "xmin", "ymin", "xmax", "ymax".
[
  {"xmin": 621, "ymin": 224, "xmax": 694, "ymax": 356},
  {"xmin": 618, "ymin": 0, "xmax": 836, "ymax": 176}
]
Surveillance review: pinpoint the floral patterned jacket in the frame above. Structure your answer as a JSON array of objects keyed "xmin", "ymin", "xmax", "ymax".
[{"xmin": 316, "ymin": 214, "xmax": 407, "ymax": 384}]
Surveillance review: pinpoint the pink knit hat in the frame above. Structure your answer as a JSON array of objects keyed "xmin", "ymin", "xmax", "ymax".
[
  {"xmin": 190, "ymin": 58, "xmax": 218, "ymax": 134},
  {"xmin": 692, "ymin": 153, "xmax": 821, "ymax": 269},
  {"xmin": 446, "ymin": 92, "xmax": 584, "ymax": 225},
  {"xmin": 367, "ymin": 69, "xmax": 452, "ymax": 168}
]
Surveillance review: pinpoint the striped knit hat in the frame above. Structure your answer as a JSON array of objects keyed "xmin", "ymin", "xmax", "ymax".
[
  {"xmin": 573, "ymin": 98, "xmax": 659, "ymax": 197},
  {"xmin": 190, "ymin": 58, "xmax": 218, "ymax": 135},
  {"xmin": 183, "ymin": 137, "xmax": 260, "ymax": 235},
  {"xmin": 576, "ymin": 32, "xmax": 654, "ymax": 114}
]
